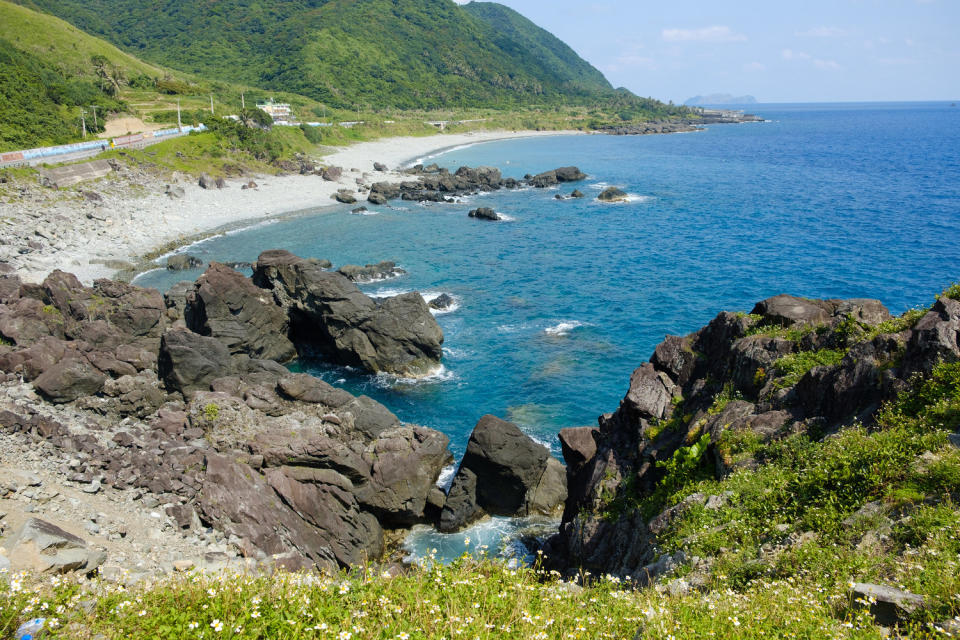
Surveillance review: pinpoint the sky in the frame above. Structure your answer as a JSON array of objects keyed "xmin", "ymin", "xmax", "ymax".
[{"xmin": 455, "ymin": 0, "xmax": 960, "ymax": 103}]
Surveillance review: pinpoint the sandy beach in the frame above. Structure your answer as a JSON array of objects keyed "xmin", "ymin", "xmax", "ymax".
[{"xmin": 2, "ymin": 129, "xmax": 580, "ymax": 285}]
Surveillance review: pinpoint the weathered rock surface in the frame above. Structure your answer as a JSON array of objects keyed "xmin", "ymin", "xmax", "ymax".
[
  {"xmin": 186, "ymin": 263, "xmax": 295, "ymax": 362},
  {"xmin": 253, "ymin": 250, "xmax": 443, "ymax": 376},
  {"xmin": 439, "ymin": 415, "xmax": 567, "ymax": 532},
  {"xmin": 6, "ymin": 518, "xmax": 106, "ymax": 574},
  {"xmin": 158, "ymin": 328, "xmax": 235, "ymax": 396}
]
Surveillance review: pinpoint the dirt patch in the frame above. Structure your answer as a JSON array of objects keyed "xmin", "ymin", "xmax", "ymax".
[{"xmin": 99, "ymin": 117, "xmax": 165, "ymax": 139}]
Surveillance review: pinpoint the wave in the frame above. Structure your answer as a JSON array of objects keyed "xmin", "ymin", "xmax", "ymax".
[
  {"xmin": 544, "ymin": 320, "xmax": 586, "ymax": 336},
  {"xmin": 366, "ymin": 286, "xmax": 410, "ymax": 298},
  {"xmin": 496, "ymin": 213, "xmax": 515, "ymax": 222},
  {"xmin": 401, "ymin": 515, "xmax": 560, "ymax": 565},
  {"xmin": 223, "ymin": 218, "xmax": 280, "ymax": 236},
  {"xmin": 422, "ymin": 291, "xmax": 462, "ymax": 315},
  {"xmin": 349, "ymin": 209, "xmax": 380, "ymax": 216},
  {"xmin": 373, "ymin": 363, "xmax": 457, "ymax": 387},
  {"xmin": 436, "ymin": 465, "xmax": 456, "ymax": 491}
]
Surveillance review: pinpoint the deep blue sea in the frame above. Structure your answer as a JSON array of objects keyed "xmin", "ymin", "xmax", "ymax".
[{"xmin": 137, "ymin": 100, "xmax": 960, "ymax": 469}]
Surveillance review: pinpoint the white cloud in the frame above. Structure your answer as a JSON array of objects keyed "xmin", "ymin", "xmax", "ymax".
[
  {"xmin": 814, "ymin": 59, "xmax": 841, "ymax": 70},
  {"xmin": 743, "ymin": 62, "xmax": 767, "ymax": 72},
  {"xmin": 661, "ymin": 26, "xmax": 746, "ymax": 43},
  {"xmin": 783, "ymin": 49, "xmax": 841, "ymax": 70},
  {"xmin": 796, "ymin": 26, "xmax": 847, "ymax": 38},
  {"xmin": 781, "ymin": 49, "xmax": 812, "ymax": 60}
]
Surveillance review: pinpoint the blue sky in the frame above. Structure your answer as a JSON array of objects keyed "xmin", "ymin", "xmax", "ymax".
[{"xmin": 458, "ymin": 0, "xmax": 960, "ymax": 103}]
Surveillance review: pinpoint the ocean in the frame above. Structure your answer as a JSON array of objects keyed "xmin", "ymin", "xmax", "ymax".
[{"xmin": 135, "ymin": 102, "xmax": 960, "ymax": 557}]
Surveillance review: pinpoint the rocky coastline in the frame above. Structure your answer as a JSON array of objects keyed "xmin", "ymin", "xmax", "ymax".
[{"xmin": 0, "ymin": 251, "xmax": 568, "ymax": 578}]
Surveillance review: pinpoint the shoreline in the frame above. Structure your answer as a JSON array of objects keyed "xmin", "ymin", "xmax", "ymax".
[{"xmin": 3, "ymin": 129, "xmax": 582, "ymax": 286}]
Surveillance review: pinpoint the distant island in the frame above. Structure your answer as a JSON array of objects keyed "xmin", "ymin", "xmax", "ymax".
[{"xmin": 684, "ymin": 93, "xmax": 758, "ymax": 106}]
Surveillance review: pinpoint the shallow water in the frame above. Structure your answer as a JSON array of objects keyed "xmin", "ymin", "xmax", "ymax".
[{"xmin": 138, "ymin": 102, "xmax": 960, "ymax": 513}]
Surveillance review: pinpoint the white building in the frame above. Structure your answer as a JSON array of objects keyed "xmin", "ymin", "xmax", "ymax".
[{"xmin": 256, "ymin": 98, "xmax": 293, "ymax": 124}]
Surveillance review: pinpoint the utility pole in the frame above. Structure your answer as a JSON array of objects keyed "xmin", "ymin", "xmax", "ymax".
[
  {"xmin": 80, "ymin": 109, "xmax": 87, "ymax": 138},
  {"xmin": 210, "ymin": 94, "xmax": 215, "ymax": 115},
  {"xmin": 176, "ymin": 98, "xmax": 182, "ymax": 132},
  {"xmin": 89, "ymin": 105, "xmax": 98, "ymax": 129},
  {"xmin": 241, "ymin": 92, "xmax": 245, "ymax": 110}
]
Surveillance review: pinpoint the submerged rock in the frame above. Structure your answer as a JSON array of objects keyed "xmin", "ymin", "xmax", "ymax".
[{"xmin": 337, "ymin": 261, "xmax": 405, "ymax": 283}]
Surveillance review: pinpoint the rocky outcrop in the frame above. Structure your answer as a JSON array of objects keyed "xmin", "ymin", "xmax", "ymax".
[
  {"xmin": 337, "ymin": 261, "xmax": 406, "ymax": 283},
  {"xmin": 361, "ymin": 165, "xmax": 587, "ymax": 205},
  {"xmin": 439, "ymin": 415, "xmax": 566, "ymax": 532},
  {"xmin": 597, "ymin": 187, "xmax": 628, "ymax": 202},
  {"xmin": 253, "ymin": 250, "xmax": 443, "ymax": 376},
  {"xmin": 0, "ymin": 264, "xmax": 462, "ymax": 573},
  {"xmin": 544, "ymin": 290, "xmax": 947, "ymax": 580},
  {"xmin": 468, "ymin": 207, "xmax": 500, "ymax": 221},
  {"xmin": 186, "ymin": 263, "xmax": 296, "ymax": 362}
]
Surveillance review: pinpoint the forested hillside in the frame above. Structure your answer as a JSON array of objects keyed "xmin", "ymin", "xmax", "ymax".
[{"xmin": 16, "ymin": 0, "xmax": 616, "ymax": 109}]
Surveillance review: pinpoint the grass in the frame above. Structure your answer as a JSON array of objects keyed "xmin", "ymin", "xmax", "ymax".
[
  {"xmin": 770, "ymin": 348, "xmax": 847, "ymax": 389},
  {"xmin": 0, "ymin": 554, "xmax": 936, "ymax": 640}
]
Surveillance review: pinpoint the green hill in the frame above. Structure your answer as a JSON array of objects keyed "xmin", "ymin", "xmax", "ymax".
[
  {"xmin": 0, "ymin": 0, "xmax": 140, "ymax": 149},
  {"xmin": 461, "ymin": 2, "xmax": 609, "ymax": 93},
  {"xmin": 14, "ymin": 0, "xmax": 616, "ymax": 110}
]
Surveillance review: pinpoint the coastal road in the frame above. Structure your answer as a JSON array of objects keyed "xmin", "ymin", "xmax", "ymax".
[{"xmin": 0, "ymin": 128, "xmax": 201, "ymax": 170}]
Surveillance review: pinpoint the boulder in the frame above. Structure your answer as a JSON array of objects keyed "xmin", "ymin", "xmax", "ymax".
[
  {"xmin": 166, "ymin": 254, "xmax": 203, "ymax": 271},
  {"xmin": 439, "ymin": 415, "xmax": 567, "ymax": 532},
  {"xmin": 850, "ymin": 583, "xmax": 925, "ymax": 626},
  {"xmin": 186, "ymin": 263, "xmax": 296, "ymax": 362},
  {"xmin": 7, "ymin": 518, "xmax": 106, "ymax": 575},
  {"xmin": 198, "ymin": 174, "xmax": 215, "ymax": 189},
  {"xmin": 428, "ymin": 294, "xmax": 455, "ymax": 311},
  {"xmin": 570, "ymin": 189, "xmax": 585, "ymax": 198},
  {"xmin": 373, "ymin": 162, "xmax": 388, "ymax": 172},
  {"xmin": 253, "ymin": 250, "xmax": 443, "ymax": 376},
  {"xmin": 33, "ymin": 357, "xmax": 107, "ymax": 403},
  {"xmin": 751, "ymin": 294, "xmax": 833, "ymax": 327},
  {"xmin": 335, "ymin": 190, "xmax": 357, "ymax": 204},
  {"xmin": 367, "ymin": 192, "xmax": 388, "ymax": 205},
  {"xmin": 529, "ymin": 170, "xmax": 558, "ymax": 188},
  {"xmin": 555, "ymin": 166, "xmax": 587, "ymax": 182},
  {"xmin": 468, "ymin": 207, "xmax": 500, "ymax": 221},
  {"xmin": 158, "ymin": 328, "xmax": 235, "ymax": 395},
  {"xmin": 597, "ymin": 187, "xmax": 629, "ymax": 202},
  {"xmin": 558, "ymin": 426, "xmax": 599, "ymax": 471},
  {"xmin": 321, "ymin": 166, "xmax": 343, "ymax": 181}
]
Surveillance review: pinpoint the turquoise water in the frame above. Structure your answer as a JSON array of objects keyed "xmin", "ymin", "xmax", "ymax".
[{"xmin": 137, "ymin": 102, "xmax": 960, "ymax": 463}]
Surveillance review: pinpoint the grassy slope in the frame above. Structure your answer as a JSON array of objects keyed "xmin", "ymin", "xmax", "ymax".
[
  {"xmin": 15, "ymin": 0, "xmax": 617, "ymax": 109},
  {"xmin": 0, "ymin": 0, "xmax": 163, "ymax": 78}
]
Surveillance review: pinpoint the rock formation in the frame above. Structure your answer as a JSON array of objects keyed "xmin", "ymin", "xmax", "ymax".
[
  {"xmin": 253, "ymin": 250, "xmax": 443, "ymax": 376},
  {"xmin": 439, "ymin": 415, "xmax": 567, "ymax": 532},
  {"xmin": 544, "ymin": 291, "xmax": 958, "ymax": 581}
]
